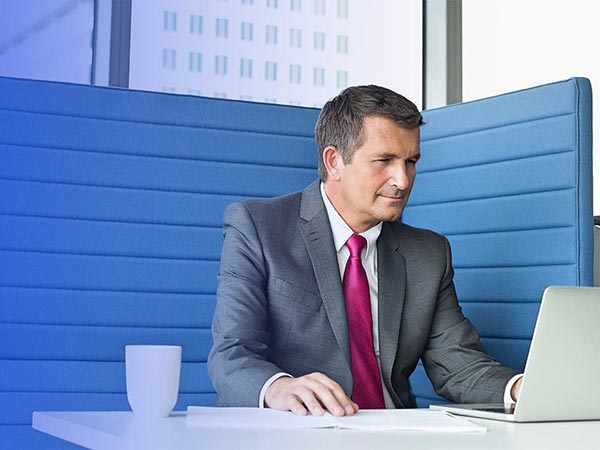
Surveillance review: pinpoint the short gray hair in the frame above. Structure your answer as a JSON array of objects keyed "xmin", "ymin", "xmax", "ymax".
[{"xmin": 315, "ymin": 85, "xmax": 424, "ymax": 181}]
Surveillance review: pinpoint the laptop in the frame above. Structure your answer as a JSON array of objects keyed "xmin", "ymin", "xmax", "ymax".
[{"xmin": 430, "ymin": 286, "xmax": 600, "ymax": 422}]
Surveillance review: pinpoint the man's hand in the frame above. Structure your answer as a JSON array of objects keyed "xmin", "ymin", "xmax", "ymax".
[
  {"xmin": 511, "ymin": 376, "xmax": 523, "ymax": 402},
  {"xmin": 264, "ymin": 372, "xmax": 359, "ymax": 416}
]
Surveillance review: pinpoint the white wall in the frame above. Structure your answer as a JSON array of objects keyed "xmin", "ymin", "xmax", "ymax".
[{"xmin": 463, "ymin": 0, "xmax": 600, "ymax": 214}]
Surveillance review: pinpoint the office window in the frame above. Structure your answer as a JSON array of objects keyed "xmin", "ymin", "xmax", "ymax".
[
  {"xmin": 337, "ymin": 0, "xmax": 348, "ymax": 18},
  {"xmin": 215, "ymin": 55, "xmax": 228, "ymax": 75},
  {"xmin": 216, "ymin": 18, "xmax": 229, "ymax": 38},
  {"xmin": 265, "ymin": 61, "xmax": 278, "ymax": 81},
  {"xmin": 265, "ymin": 25, "xmax": 278, "ymax": 44},
  {"xmin": 242, "ymin": 0, "xmax": 254, "ymax": 4},
  {"xmin": 265, "ymin": 97, "xmax": 277, "ymax": 103},
  {"xmin": 162, "ymin": 49, "xmax": 176, "ymax": 69},
  {"xmin": 240, "ymin": 95, "xmax": 253, "ymax": 100},
  {"xmin": 314, "ymin": 32, "xmax": 325, "ymax": 51},
  {"xmin": 0, "ymin": 2, "xmax": 94, "ymax": 84},
  {"xmin": 314, "ymin": 0, "xmax": 325, "ymax": 15},
  {"xmin": 337, "ymin": 35, "xmax": 348, "ymax": 54},
  {"xmin": 313, "ymin": 67, "xmax": 325, "ymax": 86},
  {"xmin": 290, "ymin": 28, "xmax": 302, "ymax": 48},
  {"xmin": 240, "ymin": 58, "xmax": 253, "ymax": 78},
  {"xmin": 163, "ymin": 11, "xmax": 177, "ymax": 31},
  {"xmin": 336, "ymin": 69, "xmax": 348, "ymax": 88},
  {"xmin": 241, "ymin": 21, "xmax": 254, "ymax": 41},
  {"xmin": 189, "ymin": 52, "xmax": 202, "ymax": 72},
  {"xmin": 289, "ymin": 64, "xmax": 301, "ymax": 84},
  {"xmin": 127, "ymin": 1, "xmax": 422, "ymax": 109},
  {"xmin": 214, "ymin": 92, "xmax": 228, "ymax": 98},
  {"xmin": 188, "ymin": 89, "xmax": 202, "ymax": 96},
  {"xmin": 162, "ymin": 86, "xmax": 176, "ymax": 93},
  {"xmin": 190, "ymin": 15, "xmax": 203, "ymax": 35}
]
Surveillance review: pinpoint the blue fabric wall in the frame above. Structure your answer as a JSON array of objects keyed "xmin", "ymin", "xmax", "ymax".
[
  {"xmin": 405, "ymin": 77, "xmax": 594, "ymax": 405},
  {"xmin": 0, "ymin": 77, "xmax": 319, "ymax": 449},
  {"xmin": 0, "ymin": 76, "xmax": 593, "ymax": 448}
]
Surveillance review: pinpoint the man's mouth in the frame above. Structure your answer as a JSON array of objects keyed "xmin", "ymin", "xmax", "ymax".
[{"xmin": 379, "ymin": 190, "xmax": 406, "ymax": 200}]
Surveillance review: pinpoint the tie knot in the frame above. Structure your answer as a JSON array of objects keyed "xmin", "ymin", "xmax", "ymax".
[{"xmin": 346, "ymin": 233, "xmax": 367, "ymax": 258}]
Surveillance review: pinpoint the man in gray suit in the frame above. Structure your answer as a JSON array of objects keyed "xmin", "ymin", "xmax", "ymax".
[{"xmin": 208, "ymin": 85, "xmax": 522, "ymax": 416}]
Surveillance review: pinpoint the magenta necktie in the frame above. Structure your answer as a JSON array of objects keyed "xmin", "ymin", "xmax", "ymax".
[{"xmin": 343, "ymin": 233, "xmax": 385, "ymax": 409}]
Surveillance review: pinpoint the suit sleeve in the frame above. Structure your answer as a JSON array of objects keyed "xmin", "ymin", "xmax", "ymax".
[
  {"xmin": 207, "ymin": 202, "xmax": 284, "ymax": 406},
  {"xmin": 420, "ymin": 236, "xmax": 519, "ymax": 404}
]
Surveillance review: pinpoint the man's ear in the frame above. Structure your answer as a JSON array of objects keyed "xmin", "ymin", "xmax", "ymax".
[{"xmin": 322, "ymin": 146, "xmax": 342, "ymax": 181}]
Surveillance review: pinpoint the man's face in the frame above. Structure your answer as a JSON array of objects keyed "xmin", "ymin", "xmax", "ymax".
[{"xmin": 324, "ymin": 116, "xmax": 420, "ymax": 232}]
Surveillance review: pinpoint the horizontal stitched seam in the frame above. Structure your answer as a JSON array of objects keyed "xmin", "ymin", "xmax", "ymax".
[
  {"xmin": 421, "ymin": 111, "xmax": 575, "ymax": 143},
  {"xmin": 0, "ymin": 141, "xmax": 318, "ymax": 170},
  {"xmin": 407, "ymin": 186, "xmax": 575, "ymax": 207},
  {"xmin": 0, "ymin": 107, "xmax": 316, "ymax": 138}
]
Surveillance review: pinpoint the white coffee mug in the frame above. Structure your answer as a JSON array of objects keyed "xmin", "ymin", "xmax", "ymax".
[{"xmin": 125, "ymin": 345, "xmax": 182, "ymax": 419}]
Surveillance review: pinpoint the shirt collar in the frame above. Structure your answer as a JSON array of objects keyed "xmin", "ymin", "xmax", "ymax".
[{"xmin": 320, "ymin": 182, "xmax": 382, "ymax": 255}]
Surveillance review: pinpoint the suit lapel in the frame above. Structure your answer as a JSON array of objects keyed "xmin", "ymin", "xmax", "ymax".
[
  {"xmin": 298, "ymin": 181, "xmax": 351, "ymax": 370},
  {"xmin": 377, "ymin": 223, "xmax": 407, "ymax": 394}
]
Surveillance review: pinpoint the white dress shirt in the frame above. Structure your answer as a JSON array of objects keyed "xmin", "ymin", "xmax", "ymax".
[{"xmin": 259, "ymin": 183, "xmax": 520, "ymax": 407}]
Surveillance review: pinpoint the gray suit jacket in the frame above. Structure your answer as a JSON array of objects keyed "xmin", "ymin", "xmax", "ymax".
[{"xmin": 208, "ymin": 180, "xmax": 518, "ymax": 407}]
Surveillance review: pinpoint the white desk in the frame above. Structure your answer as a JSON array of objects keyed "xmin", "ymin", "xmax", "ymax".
[{"xmin": 33, "ymin": 411, "xmax": 600, "ymax": 450}]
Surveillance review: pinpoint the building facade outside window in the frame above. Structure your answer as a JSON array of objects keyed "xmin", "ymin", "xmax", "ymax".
[
  {"xmin": 163, "ymin": 11, "xmax": 177, "ymax": 31},
  {"xmin": 216, "ymin": 18, "xmax": 229, "ymax": 38},
  {"xmin": 265, "ymin": 61, "xmax": 278, "ymax": 81},
  {"xmin": 127, "ymin": 1, "xmax": 422, "ymax": 109},
  {"xmin": 266, "ymin": 25, "xmax": 278, "ymax": 44},
  {"xmin": 162, "ymin": 49, "xmax": 176, "ymax": 69},
  {"xmin": 313, "ymin": 67, "xmax": 325, "ymax": 86},
  {"xmin": 1, "ymin": 0, "xmax": 422, "ymax": 110},
  {"xmin": 240, "ymin": 57, "xmax": 253, "ymax": 78},
  {"xmin": 337, "ymin": 35, "xmax": 348, "ymax": 54},
  {"xmin": 215, "ymin": 55, "xmax": 228, "ymax": 75},
  {"xmin": 241, "ymin": 21, "xmax": 253, "ymax": 41},
  {"xmin": 314, "ymin": 31, "xmax": 325, "ymax": 51},
  {"xmin": 337, "ymin": 0, "xmax": 348, "ymax": 18},
  {"xmin": 190, "ymin": 15, "xmax": 203, "ymax": 35},
  {"xmin": 336, "ymin": 69, "xmax": 348, "ymax": 88},
  {"xmin": 189, "ymin": 52, "xmax": 202, "ymax": 72},
  {"xmin": 289, "ymin": 64, "xmax": 301, "ymax": 84},
  {"xmin": 314, "ymin": 0, "xmax": 326, "ymax": 15},
  {"xmin": 290, "ymin": 28, "xmax": 302, "ymax": 48}
]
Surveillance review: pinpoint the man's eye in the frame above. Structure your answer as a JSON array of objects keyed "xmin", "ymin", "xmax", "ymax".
[{"xmin": 407, "ymin": 159, "xmax": 418, "ymax": 165}]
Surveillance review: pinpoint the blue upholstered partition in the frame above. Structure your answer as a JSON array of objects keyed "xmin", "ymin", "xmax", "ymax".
[
  {"xmin": 0, "ymin": 76, "xmax": 319, "ymax": 449},
  {"xmin": 0, "ymin": 76, "xmax": 593, "ymax": 448},
  {"xmin": 405, "ymin": 77, "xmax": 594, "ymax": 406}
]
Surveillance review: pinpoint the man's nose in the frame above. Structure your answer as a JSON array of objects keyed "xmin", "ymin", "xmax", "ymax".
[{"xmin": 389, "ymin": 164, "xmax": 410, "ymax": 190}]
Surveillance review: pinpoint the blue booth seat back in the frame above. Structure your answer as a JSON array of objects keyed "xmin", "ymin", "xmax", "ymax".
[
  {"xmin": 0, "ymin": 76, "xmax": 593, "ymax": 448},
  {"xmin": 404, "ymin": 77, "xmax": 594, "ymax": 406},
  {"xmin": 0, "ymin": 76, "xmax": 319, "ymax": 449}
]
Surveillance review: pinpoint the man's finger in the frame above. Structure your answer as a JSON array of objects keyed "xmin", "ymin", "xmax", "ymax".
[
  {"xmin": 287, "ymin": 394, "xmax": 309, "ymax": 416},
  {"xmin": 307, "ymin": 373, "xmax": 356, "ymax": 415},
  {"xmin": 293, "ymin": 386, "xmax": 325, "ymax": 416},
  {"xmin": 304, "ymin": 381, "xmax": 345, "ymax": 416}
]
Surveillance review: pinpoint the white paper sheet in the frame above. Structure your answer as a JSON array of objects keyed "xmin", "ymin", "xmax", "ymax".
[{"xmin": 186, "ymin": 407, "xmax": 486, "ymax": 433}]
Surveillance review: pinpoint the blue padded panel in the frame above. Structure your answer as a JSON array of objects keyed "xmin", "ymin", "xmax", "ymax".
[
  {"xmin": 0, "ymin": 75, "xmax": 593, "ymax": 447},
  {"xmin": 404, "ymin": 78, "xmax": 594, "ymax": 407},
  {"xmin": 0, "ymin": 76, "xmax": 319, "ymax": 449}
]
